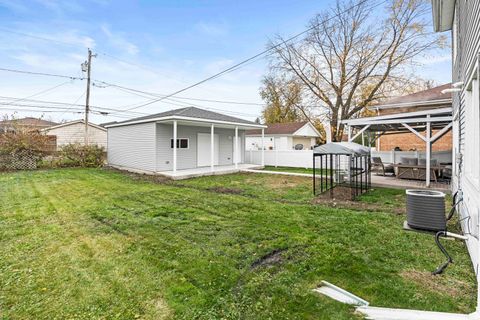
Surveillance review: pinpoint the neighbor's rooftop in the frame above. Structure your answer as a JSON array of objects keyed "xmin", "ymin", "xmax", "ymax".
[
  {"xmin": 370, "ymin": 84, "xmax": 452, "ymax": 110},
  {"xmin": 246, "ymin": 121, "xmax": 314, "ymax": 136}
]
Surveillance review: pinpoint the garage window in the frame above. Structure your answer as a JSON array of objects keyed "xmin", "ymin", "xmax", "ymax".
[{"xmin": 170, "ymin": 138, "xmax": 189, "ymax": 149}]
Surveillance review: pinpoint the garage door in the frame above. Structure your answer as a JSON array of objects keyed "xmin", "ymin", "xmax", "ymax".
[{"xmin": 197, "ymin": 133, "xmax": 219, "ymax": 167}]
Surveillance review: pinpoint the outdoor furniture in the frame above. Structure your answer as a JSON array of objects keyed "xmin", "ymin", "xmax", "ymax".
[
  {"xmin": 392, "ymin": 164, "xmax": 445, "ymax": 182},
  {"xmin": 294, "ymin": 144, "xmax": 304, "ymax": 150},
  {"xmin": 371, "ymin": 157, "xmax": 395, "ymax": 176}
]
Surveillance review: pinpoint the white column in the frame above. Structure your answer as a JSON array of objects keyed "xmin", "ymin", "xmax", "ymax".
[
  {"xmin": 347, "ymin": 125, "xmax": 352, "ymax": 142},
  {"xmin": 261, "ymin": 128, "xmax": 265, "ymax": 167},
  {"xmin": 173, "ymin": 120, "xmax": 177, "ymax": 173},
  {"xmin": 211, "ymin": 124, "xmax": 215, "ymax": 172},
  {"xmin": 234, "ymin": 126, "xmax": 239, "ymax": 169},
  {"xmin": 426, "ymin": 115, "xmax": 431, "ymax": 187}
]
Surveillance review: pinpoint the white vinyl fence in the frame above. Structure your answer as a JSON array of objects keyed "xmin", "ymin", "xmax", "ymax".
[
  {"xmin": 246, "ymin": 150, "xmax": 314, "ymax": 168},
  {"xmin": 246, "ymin": 149, "xmax": 452, "ymax": 168}
]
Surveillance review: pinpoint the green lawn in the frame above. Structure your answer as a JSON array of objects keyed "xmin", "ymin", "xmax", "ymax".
[{"xmin": 0, "ymin": 168, "xmax": 476, "ymax": 319}]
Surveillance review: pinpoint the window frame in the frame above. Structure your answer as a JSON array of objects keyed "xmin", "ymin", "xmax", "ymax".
[
  {"xmin": 170, "ymin": 138, "xmax": 189, "ymax": 149},
  {"xmin": 464, "ymin": 72, "xmax": 480, "ymax": 189}
]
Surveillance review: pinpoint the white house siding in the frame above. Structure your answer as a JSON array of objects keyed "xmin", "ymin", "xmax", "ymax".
[
  {"xmin": 156, "ymin": 123, "xmax": 245, "ymax": 171},
  {"xmin": 107, "ymin": 122, "xmax": 157, "ymax": 172},
  {"xmin": 451, "ymin": 0, "xmax": 480, "ymax": 296},
  {"xmin": 294, "ymin": 123, "xmax": 318, "ymax": 137},
  {"xmin": 45, "ymin": 122, "xmax": 107, "ymax": 149}
]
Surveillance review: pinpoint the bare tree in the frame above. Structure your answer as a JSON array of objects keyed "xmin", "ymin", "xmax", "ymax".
[{"xmin": 269, "ymin": 0, "xmax": 446, "ymax": 141}]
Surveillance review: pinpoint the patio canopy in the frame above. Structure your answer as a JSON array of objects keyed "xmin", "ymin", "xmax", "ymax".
[
  {"xmin": 313, "ymin": 142, "xmax": 370, "ymax": 156},
  {"xmin": 341, "ymin": 107, "xmax": 453, "ymax": 187}
]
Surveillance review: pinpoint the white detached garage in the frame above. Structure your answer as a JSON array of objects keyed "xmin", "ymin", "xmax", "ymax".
[{"xmin": 105, "ymin": 107, "xmax": 266, "ymax": 179}]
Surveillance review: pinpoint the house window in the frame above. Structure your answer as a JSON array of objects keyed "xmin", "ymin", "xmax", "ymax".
[
  {"xmin": 464, "ymin": 76, "xmax": 480, "ymax": 188},
  {"xmin": 170, "ymin": 138, "xmax": 189, "ymax": 149}
]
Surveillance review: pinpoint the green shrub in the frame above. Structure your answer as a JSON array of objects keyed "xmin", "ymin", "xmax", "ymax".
[{"xmin": 60, "ymin": 144, "xmax": 105, "ymax": 167}]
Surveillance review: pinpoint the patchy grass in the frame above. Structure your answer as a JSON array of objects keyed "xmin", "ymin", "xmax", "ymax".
[
  {"xmin": 263, "ymin": 165, "xmax": 314, "ymax": 174},
  {"xmin": 0, "ymin": 169, "xmax": 476, "ymax": 319}
]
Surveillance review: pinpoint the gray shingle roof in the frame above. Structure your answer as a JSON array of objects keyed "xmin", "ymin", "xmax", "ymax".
[{"xmin": 115, "ymin": 107, "xmax": 257, "ymax": 126}]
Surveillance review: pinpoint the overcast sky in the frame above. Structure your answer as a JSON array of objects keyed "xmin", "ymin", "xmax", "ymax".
[{"xmin": 0, "ymin": 0, "xmax": 452, "ymax": 124}]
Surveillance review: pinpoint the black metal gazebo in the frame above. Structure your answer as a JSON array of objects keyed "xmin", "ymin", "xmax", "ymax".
[{"xmin": 313, "ymin": 142, "xmax": 371, "ymax": 200}]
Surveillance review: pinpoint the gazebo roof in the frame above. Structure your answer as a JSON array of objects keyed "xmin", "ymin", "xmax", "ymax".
[
  {"xmin": 341, "ymin": 107, "xmax": 452, "ymax": 134},
  {"xmin": 313, "ymin": 142, "xmax": 370, "ymax": 156}
]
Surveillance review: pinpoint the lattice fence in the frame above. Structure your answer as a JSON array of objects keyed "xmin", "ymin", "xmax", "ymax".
[{"xmin": 0, "ymin": 151, "xmax": 41, "ymax": 170}]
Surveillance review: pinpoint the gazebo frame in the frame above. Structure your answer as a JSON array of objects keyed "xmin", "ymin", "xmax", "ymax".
[{"xmin": 341, "ymin": 107, "xmax": 452, "ymax": 187}]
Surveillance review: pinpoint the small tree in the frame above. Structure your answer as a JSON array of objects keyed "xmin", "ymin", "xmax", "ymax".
[{"xmin": 0, "ymin": 115, "xmax": 51, "ymax": 169}]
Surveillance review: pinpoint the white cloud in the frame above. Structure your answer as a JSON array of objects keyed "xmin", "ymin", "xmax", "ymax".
[
  {"xmin": 195, "ymin": 21, "xmax": 228, "ymax": 36},
  {"xmin": 100, "ymin": 24, "xmax": 139, "ymax": 55},
  {"xmin": 417, "ymin": 54, "xmax": 451, "ymax": 65}
]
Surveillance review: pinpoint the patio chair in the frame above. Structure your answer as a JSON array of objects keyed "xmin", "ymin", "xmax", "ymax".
[{"xmin": 371, "ymin": 157, "xmax": 395, "ymax": 176}]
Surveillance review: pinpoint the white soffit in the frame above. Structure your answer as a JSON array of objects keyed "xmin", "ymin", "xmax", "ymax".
[{"xmin": 432, "ymin": 0, "xmax": 455, "ymax": 32}]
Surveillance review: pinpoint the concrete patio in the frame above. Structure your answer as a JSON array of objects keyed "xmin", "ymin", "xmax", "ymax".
[{"xmin": 158, "ymin": 163, "xmax": 263, "ymax": 180}]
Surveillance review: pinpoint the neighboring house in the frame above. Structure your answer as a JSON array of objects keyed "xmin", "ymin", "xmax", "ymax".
[
  {"xmin": 41, "ymin": 120, "xmax": 107, "ymax": 150},
  {"xmin": 432, "ymin": 0, "xmax": 480, "ymax": 315},
  {"xmin": 370, "ymin": 84, "xmax": 453, "ymax": 151},
  {"xmin": 245, "ymin": 121, "xmax": 321, "ymax": 151},
  {"xmin": 0, "ymin": 117, "xmax": 58, "ymax": 133},
  {"xmin": 105, "ymin": 107, "xmax": 266, "ymax": 175}
]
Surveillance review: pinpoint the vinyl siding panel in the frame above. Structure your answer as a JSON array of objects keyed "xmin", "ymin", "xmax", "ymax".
[
  {"xmin": 107, "ymin": 122, "xmax": 156, "ymax": 172},
  {"xmin": 156, "ymin": 123, "xmax": 244, "ymax": 171},
  {"xmin": 45, "ymin": 123, "xmax": 107, "ymax": 149},
  {"xmin": 451, "ymin": 0, "xmax": 480, "ymax": 277}
]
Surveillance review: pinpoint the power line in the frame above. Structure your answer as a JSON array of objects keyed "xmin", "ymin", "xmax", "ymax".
[
  {"xmin": 0, "ymin": 81, "xmax": 73, "ymax": 106},
  {"xmin": 0, "ymin": 96, "xmax": 148, "ymax": 116},
  {"xmin": 0, "ymin": 67, "xmax": 83, "ymax": 80},
  {"xmin": 0, "ymin": 27, "xmax": 81, "ymax": 47},
  {"xmin": 121, "ymin": 0, "xmax": 385, "ymax": 112},
  {"xmin": 94, "ymin": 80, "xmax": 265, "ymax": 106}
]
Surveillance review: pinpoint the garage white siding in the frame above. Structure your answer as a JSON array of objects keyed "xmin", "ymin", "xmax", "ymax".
[
  {"xmin": 155, "ymin": 123, "xmax": 244, "ymax": 172},
  {"xmin": 107, "ymin": 122, "xmax": 156, "ymax": 172}
]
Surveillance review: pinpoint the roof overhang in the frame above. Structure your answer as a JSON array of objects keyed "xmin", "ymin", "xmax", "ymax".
[
  {"xmin": 105, "ymin": 115, "xmax": 267, "ymax": 130},
  {"xmin": 41, "ymin": 120, "xmax": 107, "ymax": 132},
  {"xmin": 341, "ymin": 107, "xmax": 452, "ymax": 133},
  {"xmin": 368, "ymin": 98, "xmax": 452, "ymax": 110},
  {"xmin": 292, "ymin": 122, "xmax": 322, "ymax": 137},
  {"xmin": 431, "ymin": 0, "xmax": 455, "ymax": 32}
]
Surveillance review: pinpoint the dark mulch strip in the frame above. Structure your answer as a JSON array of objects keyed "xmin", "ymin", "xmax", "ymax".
[
  {"xmin": 104, "ymin": 166, "xmax": 172, "ymax": 184},
  {"xmin": 311, "ymin": 196, "xmax": 405, "ymax": 215}
]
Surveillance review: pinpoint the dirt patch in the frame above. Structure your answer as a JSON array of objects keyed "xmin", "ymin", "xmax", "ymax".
[
  {"xmin": 315, "ymin": 186, "xmax": 356, "ymax": 201},
  {"xmin": 251, "ymin": 175, "xmax": 308, "ymax": 190},
  {"xmin": 311, "ymin": 196, "xmax": 405, "ymax": 215},
  {"xmin": 251, "ymin": 249, "xmax": 286, "ymax": 269},
  {"xmin": 207, "ymin": 186, "xmax": 243, "ymax": 195},
  {"xmin": 104, "ymin": 167, "xmax": 171, "ymax": 184},
  {"xmin": 400, "ymin": 270, "xmax": 470, "ymax": 298}
]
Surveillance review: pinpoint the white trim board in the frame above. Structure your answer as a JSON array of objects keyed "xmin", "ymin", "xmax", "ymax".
[{"xmin": 355, "ymin": 306, "xmax": 470, "ymax": 320}]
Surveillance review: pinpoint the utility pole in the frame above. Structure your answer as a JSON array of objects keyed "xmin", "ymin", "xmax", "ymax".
[{"xmin": 82, "ymin": 48, "xmax": 96, "ymax": 145}]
